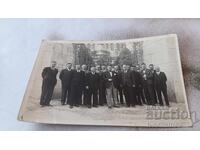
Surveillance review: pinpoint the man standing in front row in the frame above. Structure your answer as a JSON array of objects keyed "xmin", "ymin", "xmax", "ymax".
[
  {"xmin": 59, "ymin": 63, "xmax": 73, "ymax": 105},
  {"xmin": 114, "ymin": 65, "xmax": 124, "ymax": 104},
  {"xmin": 154, "ymin": 66, "xmax": 169, "ymax": 106},
  {"xmin": 121, "ymin": 65, "xmax": 133, "ymax": 107},
  {"xmin": 85, "ymin": 67, "xmax": 99, "ymax": 108},
  {"xmin": 130, "ymin": 65, "xmax": 141, "ymax": 106},
  {"xmin": 81, "ymin": 64, "xmax": 89, "ymax": 106},
  {"xmin": 104, "ymin": 65, "xmax": 120, "ymax": 108},
  {"xmin": 141, "ymin": 63, "xmax": 156, "ymax": 105},
  {"xmin": 136, "ymin": 65, "xmax": 146, "ymax": 105},
  {"xmin": 40, "ymin": 61, "xmax": 58, "ymax": 107},
  {"xmin": 149, "ymin": 64, "xmax": 158, "ymax": 104},
  {"xmin": 69, "ymin": 65, "xmax": 85, "ymax": 108},
  {"xmin": 98, "ymin": 65, "xmax": 107, "ymax": 106}
]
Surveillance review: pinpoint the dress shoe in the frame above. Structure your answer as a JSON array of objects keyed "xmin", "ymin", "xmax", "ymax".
[{"xmin": 114, "ymin": 105, "xmax": 120, "ymax": 108}]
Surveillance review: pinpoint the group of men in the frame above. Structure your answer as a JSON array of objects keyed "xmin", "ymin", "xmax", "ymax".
[{"xmin": 40, "ymin": 61, "xmax": 170, "ymax": 109}]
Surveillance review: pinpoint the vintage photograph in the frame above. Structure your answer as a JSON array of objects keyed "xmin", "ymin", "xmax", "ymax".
[{"xmin": 18, "ymin": 34, "xmax": 192, "ymax": 127}]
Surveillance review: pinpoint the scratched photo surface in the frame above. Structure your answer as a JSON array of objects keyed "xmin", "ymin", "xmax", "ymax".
[{"xmin": 1, "ymin": 19, "xmax": 200, "ymax": 130}]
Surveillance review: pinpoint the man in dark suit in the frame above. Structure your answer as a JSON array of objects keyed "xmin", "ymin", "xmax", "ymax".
[
  {"xmin": 136, "ymin": 65, "xmax": 146, "ymax": 105},
  {"xmin": 121, "ymin": 65, "xmax": 133, "ymax": 107},
  {"xmin": 98, "ymin": 65, "xmax": 107, "ymax": 106},
  {"xmin": 149, "ymin": 64, "xmax": 158, "ymax": 104},
  {"xmin": 40, "ymin": 61, "xmax": 58, "ymax": 107},
  {"xmin": 59, "ymin": 63, "xmax": 73, "ymax": 105},
  {"xmin": 81, "ymin": 64, "xmax": 89, "ymax": 106},
  {"xmin": 154, "ymin": 66, "xmax": 169, "ymax": 106},
  {"xmin": 114, "ymin": 65, "xmax": 124, "ymax": 104},
  {"xmin": 69, "ymin": 65, "xmax": 85, "ymax": 108},
  {"xmin": 95, "ymin": 65, "xmax": 101, "ymax": 105},
  {"xmin": 104, "ymin": 66, "xmax": 120, "ymax": 108},
  {"xmin": 141, "ymin": 63, "xmax": 156, "ymax": 105},
  {"xmin": 85, "ymin": 67, "xmax": 99, "ymax": 108},
  {"xmin": 130, "ymin": 65, "xmax": 142, "ymax": 106}
]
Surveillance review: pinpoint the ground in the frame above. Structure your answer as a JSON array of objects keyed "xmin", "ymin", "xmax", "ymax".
[{"xmin": 20, "ymin": 99, "xmax": 192, "ymax": 127}]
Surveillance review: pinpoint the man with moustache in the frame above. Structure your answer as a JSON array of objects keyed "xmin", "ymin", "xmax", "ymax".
[
  {"xmin": 40, "ymin": 61, "xmax": 58, "ymax": 107},
  {"xmin": 69, "ymin": 65, "xmax": 85, "ymax": 108},
  {"xmin": 59, "ymin": 63, "xmax": 74, "ymax": 105}
]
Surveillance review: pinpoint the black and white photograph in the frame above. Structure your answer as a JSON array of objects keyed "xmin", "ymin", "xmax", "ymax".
[
  {"xmin": 18, "ymin": 34, "xmax": 192, "ymax": 127},
  {"xmin": 2, "ymin": 0, "xmax": 200, "ymax": 150}
]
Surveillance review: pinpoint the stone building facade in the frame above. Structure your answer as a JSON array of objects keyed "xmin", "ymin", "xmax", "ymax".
[{"xmin": 84, "ymin": 42, "xmax": 144, "ymax": 65}]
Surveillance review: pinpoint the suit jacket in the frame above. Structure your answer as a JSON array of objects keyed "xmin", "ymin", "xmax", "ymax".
[
  {"xmin": 98, "ymin": 71, "xmax": 107, "ymax": 88},
  {"xmin": 104, "ymin": 71, "xmax": 122, "ymax": 88},
  {"xmin": 82, "ymin": 70, "xmax": 90, "ymax": 88},
  {"xmin": 42, "ymin": 67, "xmax": 58, "ymax": 86},
  {"xmin": 59, "ymin": 69, "xmax": 74, "ymax": 87},
  {"xmin": 85, "ymin": 72, "xmax": 100, "ymax": 90},
  {"xmin": 71, "ymin": 70, "xmax": 85, "ymax": 89},
  {"xmin": 131, "ymin": 71, "xmax": 143, "ymax": 87},
  {"xmin": 121, "ymin": 70, "xmax": 132, "ymax": 87},
  {"xmin": 113, "ymin": 71, "xmax": 123, "ymax": 89},
  {"xmin": 154, "ymin": 72, "xmax": 167, "ymax": 88},
  {"xmin": 141, "ymin": 69, "xmax": 154, "ymax": 85}
]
